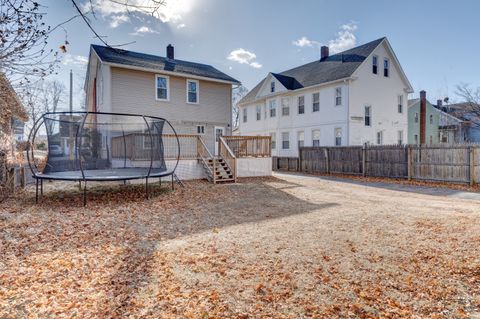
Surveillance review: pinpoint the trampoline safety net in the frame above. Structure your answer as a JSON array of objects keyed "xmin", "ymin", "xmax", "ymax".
[{"xmin": 28, "ymin": 112, "xmax": 180, "ymax": 181}]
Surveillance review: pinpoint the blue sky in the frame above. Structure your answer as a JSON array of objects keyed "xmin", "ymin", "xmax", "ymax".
[{"xmin": 43, "ymin": 0, "xmax": 480, "ymax": 110}]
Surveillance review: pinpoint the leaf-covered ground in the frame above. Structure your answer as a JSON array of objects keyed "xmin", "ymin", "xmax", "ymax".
[{"xmin": 1, "ymin": 175, "xmax": 480, "ymax": 318}]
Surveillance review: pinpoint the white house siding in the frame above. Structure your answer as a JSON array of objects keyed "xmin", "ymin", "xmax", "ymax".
[
  {"xmin": 108, "ymin": 67, "xmax": 233, "ymax": 153},
  {"xmin": 239, "ymin": 83, "xmax": 349, "ymax": 157},
  {"xmin": 349, "ymin": 42, "xmax": 409, "ymax": 145}
]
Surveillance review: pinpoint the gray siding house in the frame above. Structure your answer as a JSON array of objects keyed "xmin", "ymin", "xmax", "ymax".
[{"xmin": 84, "ymin": 44, "xmax": 240, "ymax": 154}]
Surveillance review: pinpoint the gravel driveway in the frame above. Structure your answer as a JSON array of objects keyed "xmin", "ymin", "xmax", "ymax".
[{"xmin": 1, "ymin": 174, "xmax": 479, "ymax": 318}]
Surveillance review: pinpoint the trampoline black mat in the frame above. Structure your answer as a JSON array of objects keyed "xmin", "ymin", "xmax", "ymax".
[{"xmin": 37, "ymin": 167, "xmax": 172, "ymax": 181}]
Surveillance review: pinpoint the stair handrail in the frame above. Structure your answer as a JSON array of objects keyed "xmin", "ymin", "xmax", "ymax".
[
  {"xmin": 219, "ymin": 136, "xmax": 237, "ymax": 182},
  {"xmin": 197, "ymin": 136, "xmax": 215, "ymax": 182}
]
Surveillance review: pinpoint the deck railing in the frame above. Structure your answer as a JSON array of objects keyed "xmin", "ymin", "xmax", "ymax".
[
  {"xmin": 223, "ymin": 136, "xmax": 271, "ymax": 158},
  {"xmin": 219, "ymin": 136, "xmax": 237, "ymax": 182}
]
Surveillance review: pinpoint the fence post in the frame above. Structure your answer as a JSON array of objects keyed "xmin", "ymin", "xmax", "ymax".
[
  {"xmin": 407, "ymin": 145, "xmax": 413, "ymax": 181},
  {"xmin": 362, "ymin": 143, "xmax": 367, "ymax": 177},
  {"xmin": 298, "ymin": 147, "xmax": 302, "ymax": 172},
  {"xmin": 20, "ymin": 167, "xmax": 26, "ymax": 188},
  {"xmin": 324, "ymin": 148, "xmax": 330, "ymax": 174},
  {"xmin": 469, "ymin": 146, "xmax": 475, "ymax": 186}
]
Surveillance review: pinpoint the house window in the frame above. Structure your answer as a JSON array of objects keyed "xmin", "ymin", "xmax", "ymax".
[
  {"xmin": 243, "ymin": 108, "xmax": 247, "ymax": 123},
  {"xmin": 377, "ymin": 131, "xmax": 383, "ymax": 145},
  {"xmin": 414, "ymin": 134, "xmax": 418, "ymax": 144},
  {"xmin": 156, "ymin": 75, "xmax": 169, "ymax": 101},
  {"xmin": 197, "ymin": 125, "xmax": 205, "ymax": 134},
  {"xmin": 398, "ymin": 130, "xmax": 403, "ymax": 145},
  {"xmin": 415, "ymin": 112, "xmax": 419, "ymax": 123},
  {"xmin": 143, "ymin": 130, "xmax": 152, "ymax": 149},
  {"xmin": 282, "ymin": 132, "xmax": 290, "ymax": 149},
  {"xmin": 364, "ymin": 106, "xmax": 371, "ymax": 126},
  {"xmin": 335, "ymin": 128, "xmax": 342, "ymax": 146},
  {"xmin": 429, "ymin": 114, "xmax": 433, "ymax": 124},
  {"xmin": 298, "ymin": 96, "xmax": 305, "ymax": 114},
  {"xmin": 186, "ymin": 79, "xmax": 199, "ymax": 104},
  {"xmin": 271, "ymin": 132, "xmax": 276, "ymax": 150},
  {"xmin": 429, "ymin": 135, "xmax": 433, "ymax": 145},
  {"xmin": 270, "ymin": 81, "xmax": 275, "ymax": 93},
  {"xmin": 398, "ymin": 95, "xmax": 403, "ymax": 113},
  {"xmin": 384, "ymin": 58, "xmax": 389, "ymax": 77},
  {"xmin": 269, "ymin": 100, "xmax": 277, "ymax": 117},
  {"xmin": 312, "ymin": 93, "xmax": 320, "ymax": 112},
  {"xmin": 256, "ymin": 105, "xmax": 261, "ymax": 121},
  {"xmin": 372, "ymin": 55, "xmax": 378, "ymax": 74},
  {"xmin": 312, "ymin": 129, "xmax": 320, "ymax": 147},
  {"xmin": 297, "ymin": 131, "xmax": 304, "ymax": 149},
  {"xmin": 281, "ymin": 98, "xmax": 290, "ymax": 116},
  {"xmin": 335, "ymin": 87, "xmax": 342, "ymax": 106}
]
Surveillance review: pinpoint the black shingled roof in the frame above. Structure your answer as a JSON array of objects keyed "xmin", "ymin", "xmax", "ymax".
[
  {"xmin": 239, "ymin": 37, "xmax": 386, "ymax": 105},
  {"xmin": 91, "ymin": 45, "xmax": 240, "ymax": 84}
]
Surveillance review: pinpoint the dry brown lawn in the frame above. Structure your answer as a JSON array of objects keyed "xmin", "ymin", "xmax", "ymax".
[{"xmin": 1, "ymin": 174, "xmax": 480, "ymax": 318}]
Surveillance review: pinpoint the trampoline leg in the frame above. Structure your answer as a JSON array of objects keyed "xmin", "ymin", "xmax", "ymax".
[
  {"xmin": 83, "ymin": 181, "xmax": 87, "ymax": 207},
  {"xmin": 159, "ymin": 177, "xmax": 162, "ymax": 187},
  {"xmin": 78, "ymin": 181, "xmax": 81, "ymax": 190},
  {"xmin": 35, "ymin": 179, "xmax": 39, "ymax": 203},
  {"xmin": 171, "ymin": 174, "xmax": 174, "ymax": 191},
  {"xmin": 40, "ymin": 179, "xmax": 43, "ymax": 197},
  {"xmin": 145, "ymin": 178, "xmax": 149, "ymax": 199}
]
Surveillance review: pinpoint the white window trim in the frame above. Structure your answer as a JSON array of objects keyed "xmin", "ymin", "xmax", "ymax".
[
  {"xmin": 335, "ymin": 87, "xmax": 342, "ymax": 106},
  {"xmin": 383, "ymin": 58, "xmax": 390, "ymax": 78},
  {"xmin": 364, "ymin": 105, "xmax": 371, "ymax": 127},
  {"xmin": 312, "ymin": 129, "xmax": 320, "ymax": 147},
  {"xmin": 256, "ymin": 105, "xmax": 261, "ymax": 121},
  {"xmin": 312, "ymin": 92, "xmax": 320, "ymax": 112},
  {"xmin": 155, "ymin": 74, "xmax": 170, "ymax": 101},
  {"xmin": 281, "ymin": 131, "xmax": 290, "ymax": 150},
  {"xmin": 186, "ymin": 79, "xmax": 199, "ymax": 104},
  {"xmin": 298, "ymin": 96, "xmax": 305, "ymax": 115},
  {"xmin": 372, "ymin": 55, "xmax": 378, "ymax": 75},
  {"xmin": 196, "ymin": 125, "xmax": 205, "ymax": 135},
  {"xmin": 397, "ymin": 95, "xmax": 403, "ymax": 113}
]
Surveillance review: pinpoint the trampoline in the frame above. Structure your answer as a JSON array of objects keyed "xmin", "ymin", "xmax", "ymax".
[{"xmin": 27, "ymin": 111, "xmax": 180, "ymax": 205}]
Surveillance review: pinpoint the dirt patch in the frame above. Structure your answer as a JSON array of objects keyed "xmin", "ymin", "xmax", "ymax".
[{"xmin": 1, "ymin": 175, "xmax": 480, "ymax": 318}]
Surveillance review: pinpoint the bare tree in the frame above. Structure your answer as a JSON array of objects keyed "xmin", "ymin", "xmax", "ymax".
[
  {"xmin": 456, "ymin": 83, "xmax": 480, "ymax": 115},
  {"xmin": 232, "ymin": 85, "xmax": 249, "ymax": 129}
]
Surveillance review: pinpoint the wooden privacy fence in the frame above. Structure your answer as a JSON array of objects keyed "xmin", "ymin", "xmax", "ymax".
[
  {"xmin": 273, "ymin": 144, "xmax": 480, "ymax": 185},
  {"xmin": 223, "ymin": 136, "xmax": 271, "ymax": 158}
]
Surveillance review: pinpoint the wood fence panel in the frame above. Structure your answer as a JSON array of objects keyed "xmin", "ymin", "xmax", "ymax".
[
  {"xmin": 366, "ymin": 145, "xmax": 408, "ymax": 178},
  {"xmin": 300, "ymin": 147, "xmax": 327, "ymax": 173},
  {"xmin": 329, "ymin": 146, "xmax": 363, "ymax": 175}
]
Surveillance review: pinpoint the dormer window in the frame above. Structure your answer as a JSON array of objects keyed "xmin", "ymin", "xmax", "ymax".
[
  {"xmin": 384, "ymin": 58, "xmax": 389, "ymax": 77},
  {"xmin": 372, "ymin": 55, "xmax": 378, "ymax": 74},
  {"xmin": 270, "ymin": 81, "xmax": 275, "ymax": 93}
]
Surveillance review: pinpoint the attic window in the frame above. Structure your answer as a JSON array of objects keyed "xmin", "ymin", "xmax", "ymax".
[
  {"xmin": 384, "ymin": 58, "xmax": 389, "ymax": 77},
  {"xmin": 372, "ymin": 55, "xmax": 378, "ymax": 74},
  {"xmin": 270, "ymin": 81, "xmax": 275, "ymax": 93}
]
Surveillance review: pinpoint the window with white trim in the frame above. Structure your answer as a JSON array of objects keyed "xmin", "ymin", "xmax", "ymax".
[
  {"xmin": 384, "ymin": 58, "xmax": 389, "ymax": 77},
  {"xmin": 335, "ymin": 128, "xmax": 342, "ymax": 146},
  {"xmin": 281, "ymin": 98, "xmax": 290, "ymax": 116},
  {"xmin": 298, "ymin": 96, "xmax": 305, "ymax": 114},
  {"xmin": 156, "ymin": 75, "xmax": 169, "ymax": 101},
  {"xmin": 312, "ymin": 129, "xmax": 320, "ymax": 147},
  {"xmin": 197, "ymin": 125, "xmax": 205, "ymax": 134},
  {"xmin": 398, "ymin": 95, "xmax": 403, "ymax": 113},
  {"xmin": 398, "ymin": 130, "xmax": 403, "ymax": 145},
  {"xmin": 365, "ymin": 106, "xmax": 371, "ymax": 126},
  {"xmin": 271, "ymin": 132, "xmax": 276, "ymax": 150},
  {"xmin": 372, "ymin": 55, "xmax": 378, "ymax": 74},
  {"xmin": 415, "ymin": 112, "xmax": 419, "ymax": 123},
  {"xmin": 243, "ymin": 108, "xmax": 247, "ymax": 123},
  {"xmin": 429, "ymin": 114, "xmax": 433, "ymax": 124},
  {"xmin": 256, "ymin": 105, "xmax": 261, "ymax": 120},
  {"xmin": 282, "ymin": 132, "xmax": 290, "ymax": 149},
  {"xmin": 270, "ymin": 81, "xmax": 275, "ymax": 93},
  {"xmin": 269, "ymin": 100, "xmax": 277, "ymax": 117},
  {"xmin": 335, "ymin": 87, "xmax": 342, "ymax": 106},
  {"xmin": 377, "ymin": 131, "xmax": 383, "ymax": 145},
  {"xmin": 297, "ymin": 131, "xmax": 304, "ymax": 149},
  {"xmin": 187, "ymin": 79, "xmax": 199, "ymax": 103},
  {"xmin": 312, "ymin": 92, "xmax": 319, "ymax": 112}
]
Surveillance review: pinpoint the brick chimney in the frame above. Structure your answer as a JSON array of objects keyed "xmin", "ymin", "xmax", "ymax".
[
  {"xmin": 166, "ymin": 44, "xmax": 174, "ymax": 59},
  {"xmin": 321, "ymin": 46, "xmax": 329, "ymax": 60},
  {"xmin": 420, "ymin": 90, "xmax": 427, "ymax": 144}
]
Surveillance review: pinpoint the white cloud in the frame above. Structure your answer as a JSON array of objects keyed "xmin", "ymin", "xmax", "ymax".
[
  {"xmin": 328, "ymin": 23, "xmax": 358, "ymax": 54},
  {"xmin": 227, "ymin": 48, "xmax": 262, "ymax": 69},
  {"xmin": 62, "ymin": 54, "xmax": 88, "ymax": 66},
  {"xmin": 292, "ymin": 36, "xmax": 317, "ymax": 48},
  {"xmin": 177, "ymin": 23, "xmax": 186, "ymax": 29},
  {"xmin": 84, "ymin": 0, "xmax": 194, "ymax": 24},
  {"xmin": 129, "ymin": 26, "xmax": 159, "ymax": 36},
  {"xmin": 109, "ymin": 14, "xmax": 129, "ymax": 28}
]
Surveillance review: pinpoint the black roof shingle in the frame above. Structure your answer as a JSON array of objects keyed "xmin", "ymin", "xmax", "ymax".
[
  {"xmin": 91, "ymin": 45, "xmax": 240, "ymax": 84},
  {"xmin": 239, "ymin": 37, "xmax": 386, "ymax": 105}
]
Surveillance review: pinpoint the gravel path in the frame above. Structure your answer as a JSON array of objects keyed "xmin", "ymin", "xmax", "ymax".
[{"xmin": 1, "ymin": 175, "xmax": 480, "ymax": 318}]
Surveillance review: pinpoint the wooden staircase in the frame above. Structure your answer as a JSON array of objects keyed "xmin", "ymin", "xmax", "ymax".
[{"xmin": 197, "ymin": 136, "xmax": 237, "ymax": 184}]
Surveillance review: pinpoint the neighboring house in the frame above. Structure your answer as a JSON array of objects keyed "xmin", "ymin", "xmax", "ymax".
[
  {"xmin": 84, "ymin": 44, "xmax": 240, "ymax": 154},
  {"xmin": 237, "ymin": 37, "xmax": 413, "ymax": 157},
  {"xmin": 438, "ymin": 103, "xmax": 480, "ymax": 143},
  {"xmin": 407, "ymin": 93, "xmax": 440, "ymax": 145}
]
